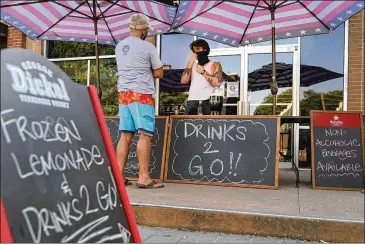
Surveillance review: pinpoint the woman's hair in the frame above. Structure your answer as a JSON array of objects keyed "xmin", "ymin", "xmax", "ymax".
[{"xmin": 189, "ymin": 39, "xmax": 210, "ymax": 54}]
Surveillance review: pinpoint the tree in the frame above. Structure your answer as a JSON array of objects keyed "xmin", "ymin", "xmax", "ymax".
[
  {"xmin": 159, "ymin": 92, "xmax": 188, "ymax": 113},
  {"xmin": 49, "ymin": 41, "xmax": 118, "ymax": 115},
  {"xmin": 48, "ymin": 41, "xmax": 115, "ymax": 58},
  {"xmin": 254, "ymin": 89, "xmax": 292, "ymax": 115},
  {"xmin": 300, "ymin": 89, "xmax": 343, "ymax": 116},
  {"xmin": 254, "ymin": 89, "xmax": 343, "ymax": 116}
]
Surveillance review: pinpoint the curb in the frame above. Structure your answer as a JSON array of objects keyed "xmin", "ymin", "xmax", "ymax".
[{"xmin": 131, "ymin": 203, "xmax": 365, "ymax": 243}]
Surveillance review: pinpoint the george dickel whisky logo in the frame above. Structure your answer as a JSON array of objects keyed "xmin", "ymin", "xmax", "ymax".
[
  {"xmin": 6, "ymin": 61, "xmax": 70, "ymax": 109},
  {"xmin": 330, "ymin": 115, "xmax": 344, "ymax": 127}
]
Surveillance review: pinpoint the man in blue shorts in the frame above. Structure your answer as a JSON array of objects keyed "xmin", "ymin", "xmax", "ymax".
[{"xmin": 115, "ymin": 13, "xmax": 164, "ymax": 188}]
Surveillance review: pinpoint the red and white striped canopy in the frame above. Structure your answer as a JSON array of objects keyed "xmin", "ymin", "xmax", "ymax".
[
  {"xmin": 170, "ymin": 0, "xmax": 364, "ymax": 47},
  {"xmin": 0, "ymin": 0, "xmax": 177, "ymax": 45}
]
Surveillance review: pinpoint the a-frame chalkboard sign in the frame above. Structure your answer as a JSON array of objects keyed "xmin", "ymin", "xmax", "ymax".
[
  {"xmin": 310, "ymin": 111, "xmax": 365, "ymax": 191},
  {"xmin": 0, "ymin": 48, "xmax": 141, "ymax": 243}
]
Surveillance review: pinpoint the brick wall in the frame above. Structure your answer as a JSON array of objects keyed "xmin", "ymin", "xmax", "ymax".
[
  {"xmin": 7, "ymin": 26, "xmax": 26, "ymax": 49},
  {"xmin": 6, "ymin": 26, "xmax": 43, "ymax": 55},
  {"xmin": 348, "ymin": 10, "xmax": 365, "ymax": 114},
  {"xmin": 26, "ymin": 37, "xmax": 43, "ymax": 55}
]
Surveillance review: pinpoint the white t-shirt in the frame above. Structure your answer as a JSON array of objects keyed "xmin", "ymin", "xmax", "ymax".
[
  {"xmin": 115, "ymin": 36, "xmax": 163, "ymax": 94},
  {"xmin": 187, "ymin": 61, "xmax": 215, "ymax": 101}
]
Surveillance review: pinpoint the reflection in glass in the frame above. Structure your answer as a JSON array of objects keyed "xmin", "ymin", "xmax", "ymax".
[
  {"xmin": 161, "ymin": 34, "xmax": 194, "ymax": 69},
  {"xmin": 247, "ymin": 53, "xmax": 294, "ymax": 162},
  {"xmin": 159, "ymin": 34, "xmax": 194, "ymax": 115},
  {"xmin": 200, "ymin": 36, "xmax": 297, "ymax": 49},
  {"xmin": 298, "ymin": 25, "xmax": 345, "ymax": 169},
  {"xmin": 248, "ymin": 53, "xmax": 293, "ymax": 116},
  {"xmin": 300, "ymin": 25, "xmax": 344, "ymax": 116},
  {"xmin": 201, "ymin": 38, "xmax": 231, "ymax": 49},
  {"xmin": 252, "ymin": 37, "xmax": 298, "ymax": 46},
  {"xmin": 209, "ymin": 55, "xmax": 241, "ymax": 115}
]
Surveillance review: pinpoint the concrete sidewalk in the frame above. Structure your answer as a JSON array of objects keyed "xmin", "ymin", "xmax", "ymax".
[
  {"xmin": 127, "ymin": 170, "xmax": 364, "ymax": 242},
  {"xmin": 128, "ymin": 170, "xmax": 364, "ymax": 220},
  {"xmin": 138, "ymin": 226, "xmax": 309, "ymax": 243}
]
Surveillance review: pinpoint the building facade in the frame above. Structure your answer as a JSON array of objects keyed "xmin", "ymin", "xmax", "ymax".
[{"xmin": 2, "ymin": 11, "xmax": 364, "ymax": 169}]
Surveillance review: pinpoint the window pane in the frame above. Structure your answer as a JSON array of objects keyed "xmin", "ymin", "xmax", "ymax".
[
  {"xmin": 209, "ymin": 55, "xmax": 241, "ymax": 115},
  {"xmin": 300, "ymin": 25, "xmax": 345, "ymax": 117},
  {"xmin": 160, "ymin": 34, "xmax": 193, "ymax": 115},
  {"xmin": 53, "ymin": 60, "xmax": 89, "ymax": 85},
  {"xmin": 248, "ymin": 53, "xmax": 293, "ymax": 116},
  {"xmin": 203, "ymin": 38, "xmax": 232, "ymax": 49},
  {"xmin": 252, "ymin": 37, "xmax": 298, "ymax": 46},
  {"xmin": 201, "ymin": 36, "xmax": 297, "ymax": 49},
  {"xmin": 161, "ymin": 34, "xmax": 194, "ymax": 69},
  {"xmin": 0, "ymin": 23, "xmax": 8, "ymax": 50},
  {"xmin": 89, "ymin": 59, "xmax": 118, "ymax": 116},
  {"xmin": 299, "ymin": 25, "xmax": 345, "ymax": 169}
]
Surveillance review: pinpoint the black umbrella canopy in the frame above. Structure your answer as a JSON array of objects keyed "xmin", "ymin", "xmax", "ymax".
[
  {"xmin": 248, "ymin": 63, "xmax": 344, "ymax": 92},
  {"xmin": 160, "ymin": 69, "xmax": 234, "ymax": 92}
]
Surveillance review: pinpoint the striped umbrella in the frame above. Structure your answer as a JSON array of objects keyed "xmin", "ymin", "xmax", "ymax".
[
  {"xmin": 170, "ymin": 0, "xmax": 364, "ymax": 114},
  {"xmin": 0, "ymin": 0, "xmax": 177, "ymax": 97},
  {"xmin": 248, "ymin": 62, "xmax": 344, "ymax": 91}
]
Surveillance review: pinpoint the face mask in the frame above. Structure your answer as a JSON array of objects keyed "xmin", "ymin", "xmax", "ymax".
[{"xmin": 196, "ymin": 51, "xmax": 210, "ymax": 66}]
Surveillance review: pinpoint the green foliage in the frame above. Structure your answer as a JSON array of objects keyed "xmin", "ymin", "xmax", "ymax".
[
  {"xmin": 160, "ymin": 92, "xmax": 188, "ymax": 105},
  {"xmin": 254, "ymin": 89, "xmax": 292, "ymax": 115},
  {"xmin": 93, "ymin": 60, "xmax": 118, "ymax": 116},
  {"xmin": 54, "ymin": 58, "xmax": 118, "ymax": 116},
  {"xmin": 49, "ymin": 40, "xmax": 118, "ymax": 115},
  {"xmin": 253, "ymin": 88, "xmax": 343, "ymax": 116},
  {"xmin": 48, "ymin": 40, "xmax": 115, "ymax": 58},
  {"xmin": 300, "ymin": 89, "xmax": 343, "ymax": 116}
]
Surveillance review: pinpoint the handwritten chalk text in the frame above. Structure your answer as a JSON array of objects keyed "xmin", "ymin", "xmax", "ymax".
[{"xmin": 184, "ymin": 122, "xmax": 246, "ymax": 142}]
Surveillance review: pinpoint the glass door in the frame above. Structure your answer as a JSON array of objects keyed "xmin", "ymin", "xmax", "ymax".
[
  {"xmin": 242, "ymin": 44, "xmax": 300, "ymax": 168},
  {"xmin": 209, "ymin": 49, "xmax": 243, "ymax": 115}
]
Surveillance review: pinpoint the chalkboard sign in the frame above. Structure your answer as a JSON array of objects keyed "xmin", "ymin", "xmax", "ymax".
[
  {"xmin": 164, "ymin": 115, "xmax": 280, "ymax": 189},
  {"xmin": 0, "ymin": 48, "xmax": 140, "ymax": 243},
  {"xmin": 105, "ymin": 116, "xmax": 169, "ymax": 181},
  {"xmin": 310, "ymin": 111, "xmax": 365, "ymax": 190}
]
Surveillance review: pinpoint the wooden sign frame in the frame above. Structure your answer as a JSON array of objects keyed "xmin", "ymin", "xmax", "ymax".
[
  {"xmin": 0, "ymin": 86, "xmax": 142, "ymax": 243},
  {"xmin": 163, "ymin": 115, "xmax": 280, "ymax": 189},
  {"xmin": 104, "ymin": 116, "xmax": 169, "ymax": 182},
  {"xmin": 310, "ymin": 110, "xmax": 365, "ymax": 191}
]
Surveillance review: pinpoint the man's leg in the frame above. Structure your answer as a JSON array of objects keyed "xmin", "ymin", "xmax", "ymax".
[
  {"xmin": 116, "ymin": 132, "xmax": 133, "ymax": 180},
  {"xmin": 129, "ymin": 93, "xmax": 163, "ymax": 188},
  {"xmin": 202, "ymin": 99, "xmax": 211, "ymax": 115},
  {"xmin": 116, "ymin": 92, "xmax": 136, "ymax": 185},
  {"xmin": 136, "ymin": 133, "xmax": 154, "ymax": 181},
  {"xmin": 184, "ymin": 100, "xmax": 199, "ymax": 115}
]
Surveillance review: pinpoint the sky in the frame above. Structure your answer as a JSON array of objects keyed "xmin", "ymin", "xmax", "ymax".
[{"xmin": 161, "ymin": 24, "xmax": 345, "ymax": 114}]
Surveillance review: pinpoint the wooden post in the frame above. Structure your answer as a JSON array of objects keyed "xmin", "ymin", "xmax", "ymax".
[{"xmin": 320, "ymin": 93, "xmax": 326, "ymax": 110}]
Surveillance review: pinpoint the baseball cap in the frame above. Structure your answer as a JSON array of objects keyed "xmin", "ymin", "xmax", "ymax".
[{"xmin": 129, "ymin": 13, "xmax": 153, "ymax": 30}]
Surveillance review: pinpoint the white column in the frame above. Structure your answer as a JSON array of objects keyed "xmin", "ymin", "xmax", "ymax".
[
  {"xmin": 155, "ymin": 35, "xmax": 161, "ymax": 115},
  {"xmin": 343, "ymin": 20, "xmax": 349, "ymax": 111}
]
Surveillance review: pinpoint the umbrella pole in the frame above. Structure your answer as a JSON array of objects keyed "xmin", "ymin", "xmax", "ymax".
[
  {"xmin": 93, "ymin": 1, "xmax": 102, "ymax": 99},
  {"xmin": 270, "ymin": 9, "xmax": 278, "ymax": 115}
]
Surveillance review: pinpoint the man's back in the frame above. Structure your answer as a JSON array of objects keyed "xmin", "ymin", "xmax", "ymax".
[{"xmin": 115, "ymin": 36, "xmax": 160, "ymax": 95}]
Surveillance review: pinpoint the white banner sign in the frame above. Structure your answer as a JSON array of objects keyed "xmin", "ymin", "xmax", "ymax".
[{"xmin": 227, "ymin": 82, "xmax": 239, "ymax": 98}]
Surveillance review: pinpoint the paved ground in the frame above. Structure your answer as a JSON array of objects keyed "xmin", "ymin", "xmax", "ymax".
[
  {"xmin": 138, "ymin": 226, "xmax": 310, "ymax": 243},
  {"xmin": 128, "ymin": 170, "xmax": 364, "ymax": 220}
]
